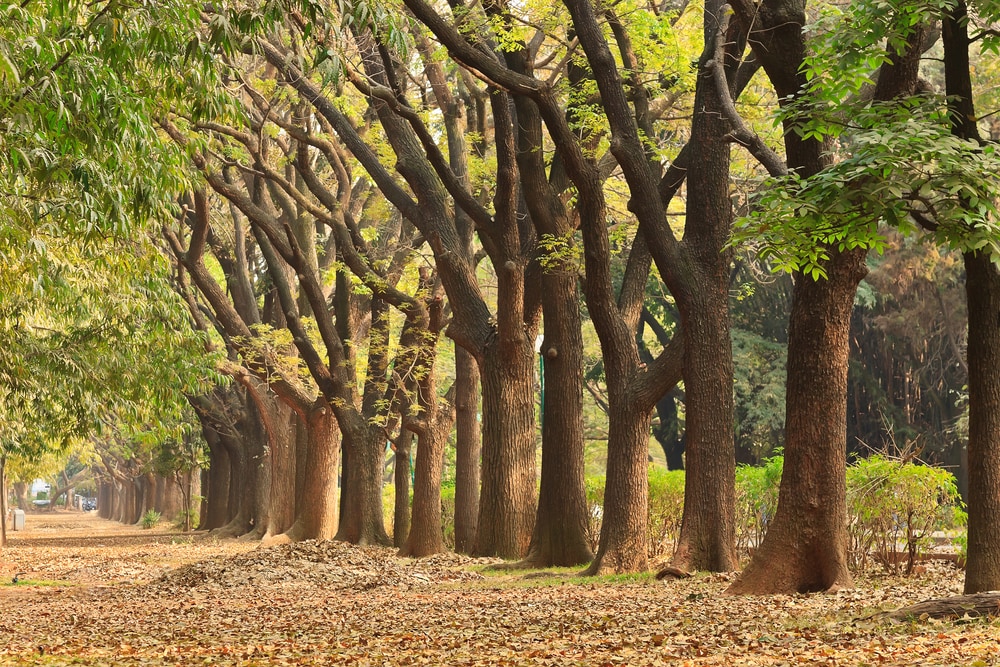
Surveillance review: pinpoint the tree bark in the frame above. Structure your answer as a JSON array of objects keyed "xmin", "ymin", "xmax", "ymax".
[
  {"xmin": 670, "ymin": 0, "xmax": 738, "ymax": 572},
  {"xmin": 336, "ymin": 419, "xmax": 391, "ymax": 546},
  {"xmin": 524, "ymin": 269, "xmax": 593, "ymax": 566},
  {"xmin": 475, "ymin": 342, "xmax": 538, "ymax": 559},
  {"xmin": 401, "ymin": 404, "xmax": 453, "ymax": 557},
  {"xmin": 282, "ymin": 401, "xmax": 341, "ymax": 541},
  {"xmin": 728, "ymin": 249, "xmax": 866, "ymax": 593},
  {"xmin": 963, "ymin": 252, "xmax": 1000, "ymax": 592},
  {"xmin": 393, "ymin": 429, "xmax": 413, "ymax": 549},
  {"xmin": 939, "ymin": 0, "xmax": 1000, "ymax": 596},
  {"xmin": 453, "ymin": 347, "xmax": 481, "ymax": 554},
  {"xmin": 584, "ymin": 402, "xmax": 653, "ymax": 574},
  {"xmin": 202, "ymin": 427, "xmax": 232, "ymax": 530}
]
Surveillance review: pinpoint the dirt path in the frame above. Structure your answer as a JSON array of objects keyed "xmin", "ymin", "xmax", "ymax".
[{"xmin": 0, "ymin": 512, "xmax": 998, "ymax": 666}]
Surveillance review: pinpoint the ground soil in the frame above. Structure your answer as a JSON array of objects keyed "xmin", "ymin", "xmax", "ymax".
[{"xmin": 0, "ymin": 512, "xmax": 998, "ymax": 666}]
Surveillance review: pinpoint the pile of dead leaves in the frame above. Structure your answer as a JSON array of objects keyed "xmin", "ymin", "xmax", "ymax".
[{"xmin": 156, "ymin": 540, "xmax": 497, "ymax": 592}]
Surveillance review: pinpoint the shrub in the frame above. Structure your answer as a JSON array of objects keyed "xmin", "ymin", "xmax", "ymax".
[
  {"xmin": 173, "ymin": 508, "xmax": 200, "ymax": 531},
  {"xmin": 440, "ymin": 480, "xmax": 456, "ymax": 550},
  {"xmin": 584, "ymin": 467, "xmax": 685, "ymax": 561},
  {"xmin": 647, "ymin": 468, "xmax": 685, "ymax": 559},
  {"xmin": 141, "ymin": 509, "xmax": 161, "ymax": 529},
  {"xmin": 846, "ymin": 455, "xmax": 965, "ymax": 574},
  {"xmin": 584, "ymin": 474, "xmax": 606, "ymax": 553},
  {"xmin": 735, "ymin": 454, "xmax": 783, "ymax": 557}
]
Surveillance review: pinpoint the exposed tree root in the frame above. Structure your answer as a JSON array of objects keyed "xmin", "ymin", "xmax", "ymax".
[
  {"xmin": 655, "ymin": 566, "xmax": 694, "ymax": 581},
  {"xmin": 887, "ymin": 593, "xmax": 1000, "ymax": 620}
]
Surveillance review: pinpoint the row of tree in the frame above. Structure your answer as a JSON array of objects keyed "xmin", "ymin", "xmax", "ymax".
[{"xmin": 3, "ymin": 0, "xmax": 999, "ymax": 596}]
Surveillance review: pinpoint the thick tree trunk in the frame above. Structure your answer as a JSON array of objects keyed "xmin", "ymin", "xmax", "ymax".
[
  {"xmin": 475, "ymin": 343, "xmax": 538, "ymax": 559},
  {"xmin": 453, "ymin": 347, "xmax": 481, "ymax": 554},
  {"xmin": 400, "ymin": 420, "xmax": 449, "ymax": 557},
  {"xmin": 672, "ymin": 286, "xmax": 736, "ymax": 571},
  {"xmin": 282, "ymin": 402, "xmax": 341, "ymax": 541},
  {"xmin": 158, "ymin": 475, "xmax": 183, "ymax": 522},
  {"xmin": 728, "ymin": 249, "xmax": 866, "ymax": 594},
  {"xmin": 963, "ymin": 252, "xmax": 1000, "ymax": 593},
  {"xmin": 262, "ymin": 402, "xmax": 297, "ymax": 540},
  {"xmin": 336, "ymin": 423, "xmax": 391, "ymax": 546},
  {"xmin": 584, "ymin": 402, "xmax": 653, "ymax": 574},
  {"xmin": 670, "ymin": 7, "xmax": 738, "ymax": 572},
  {"xmin": 524, "ymin": 270, "xmax": 593, "ymax": 567},
  {"xmin": 202, "ymin": 428, "xmax": 231, "ymax": 530},
  {"xmin": 393, "ymin": 430, "xmax": 413, "ymax": 549}
]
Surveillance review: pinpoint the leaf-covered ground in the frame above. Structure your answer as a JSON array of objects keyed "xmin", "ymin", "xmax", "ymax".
[{"xmin": 0, "ymin": 513, "xmax": 997, "ymax": 666}]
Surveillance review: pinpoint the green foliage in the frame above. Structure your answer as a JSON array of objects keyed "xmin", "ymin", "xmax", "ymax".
[
  {"xmin": 735, "ymin": 454, "xmax": 783, "ymax": 557},
  {"xmin": 646, "ymin": 467, "xmax": 685, "ymax": 559},
  {"xmin": 141, "ymin": 509, "xmax": 162, "ymax": 529},
  {"xmin": 174, "ymin": 507, "xmax": 200, "ymax": 531},
  {"xmin": 585, "ymin": 467, "xmax": 685, "ymax": 561},
  {"xmin": 735, "ymin": 99, "xmax": 1000, "ymax": 276},
  {"xmin": 584, "ymin": 474, "xmax": 606, "ymax": 553},
  {"xmin": 732, "ymin": 330, "xmax": 786, "ymax": 460},
  {"xmin": 847, "ymin": 455, "xmax": 965, "ymax": 574},
  {"xmin": 440, "ymin": 480, "xmax": 456, "ymax": 550}
]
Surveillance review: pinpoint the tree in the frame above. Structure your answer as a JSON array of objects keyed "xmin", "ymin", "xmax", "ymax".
[{"xmin": 726, "ymin": 0, "xmax": 995, "ymax": 592}]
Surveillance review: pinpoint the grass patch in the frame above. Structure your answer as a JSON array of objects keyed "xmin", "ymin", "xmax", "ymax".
[
  {"xmin": 465, "ymin": 564, "xmax": 655, "ymax": 589},
  {"xmin": 2, "ymin": 578, "xmax": 74, "ymax": 587}
]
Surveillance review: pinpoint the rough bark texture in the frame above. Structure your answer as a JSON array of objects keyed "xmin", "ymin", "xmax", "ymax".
[
  {"xmin": 202, "ymin": 428, "xmax": 232, "ymax": 531},
  {"xmin": 393, "ymin": 429, "xmax": 413, "ymax": 549},
  {"xmin": 584, "ymin": 403, "xmax": 653, "ymax": 574},
  {"xmin": 263, "ymin": 401, "xmax": 297, "ymax": 540},
  {"xmin": 889, "ymin": 593, "xmax": 1000, "ymax": 620},
  {"xmin": 283, "ymin": 402, "xmax": 341, "ymax": 542},
  {"xmin": 728, "ymin": 249, "xmax": 866, "ymax": 594},
  {"xmin": 401, "ymin": 421, "xmax": 449, "ymax": 557},
  {"xmin": 453, "ymin": 332, "xmax": 481, "ymax": 554},
  {"xmin": 524, "ymin": 269, "xmax": 593, "ymax": 567},
  {"xmin": 939, "ymin": 0, "xmax": 1000, "ymax": 596},
  {"xmin": 963, "ymin": 252, "xmax": 1000, "ymax": 593},
  {"xmin": 336, "ymin": 424, "xmax": 391, "ymax": 546},
  {"xmin": 670, "ymin": 0, "xmax": 738, "ymax": 572},
  {"xmin": 475, "ymin": 343, "xmax": 538, "ymax": 559}
]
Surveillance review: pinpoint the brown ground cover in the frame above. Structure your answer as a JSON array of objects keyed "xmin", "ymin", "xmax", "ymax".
[{"xmin": 0, "ymin": 512, "xmax": 997, "ymax": 666}]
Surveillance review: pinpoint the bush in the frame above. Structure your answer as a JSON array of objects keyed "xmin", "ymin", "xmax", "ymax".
[
  {"xmin": 735, "ymin": 454, "xmax": 783, "ymax": 557},
  {"xmin": 846, "ymin": 455, "xmax": 965, "ymax": 574},
  {"xmin": 584, "ymin": 474, "xmax": 606, "ymax": 553},
  {"xmin": 141, "ymin": 509, "xmax": 161, "ymax": 529},
  {"xmin": 440, "ymin": 480, "xmax": 456, "ymax": 550},
  {"xmin": 647, "ymin": 468, "xmax": 685, "ymax": 559},
  {"xmin": 173, "ymin": 508, "xmax": 200, "ymax": 531},
  {"xmin": 584, "ymin": 467, "xmax": 685, "ymax": 561}
]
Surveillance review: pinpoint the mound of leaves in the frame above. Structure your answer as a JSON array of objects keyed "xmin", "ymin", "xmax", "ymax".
[{"xmin": 155, "ymin": 540, "xmax": 494, "ymax": 592}]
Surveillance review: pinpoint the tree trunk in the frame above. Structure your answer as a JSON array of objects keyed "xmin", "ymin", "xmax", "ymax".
[
  {"xmin": 262, "ymin": 402, "xmax": 297, "ymax": 540},
  {"xmin": 202, "ymin": 428, "xmax": 231, "ymax": 529},
  {"xmin": 584, "ymin": 402, "xmax": 653, "ymax": 574},
  {"xmin": 453, "ymin": 346, "xmax": 481, "ymax": 554},
  {"xmin": 963, "ymin": 252, "xmax": 1000, "ymax": 593},
  {"xmin": 282, "ymin": 401, "xmax": 341, "ymax": 541},
  {"xmin": 728, "ymin": 249, "xmax": 866, "ymax": 594},
  {"xmin": 1, "ymin": 455, "xmax": 7, "ymax": 548},
  {"xmin": 475, "ymin": 342, "xmax": 538, "ymax": 559},
  {"xmin": 938, "ymin": 0, "xmax": 1000, "ymax": 596},
  {"xmin": 393, "ymin": 429, "xmax": 413, "ymax": 549},
  {"xmin": 524, "ymin": 270, "xmax": 593, "ymax": 567},
  {"xmin": 13, "ymin": 482, "xmax": 29, "ymax": 511},
  {"xmin": 336, "ymin": 423, "xmax": 391, "ymax": 545},
  {"xmin": 670, "ymin": 4, "xmax": 738, "ymax": 572},
  {"xmin": 400, "ymin": 418, "xmax": 450, "ymax": 557}
]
